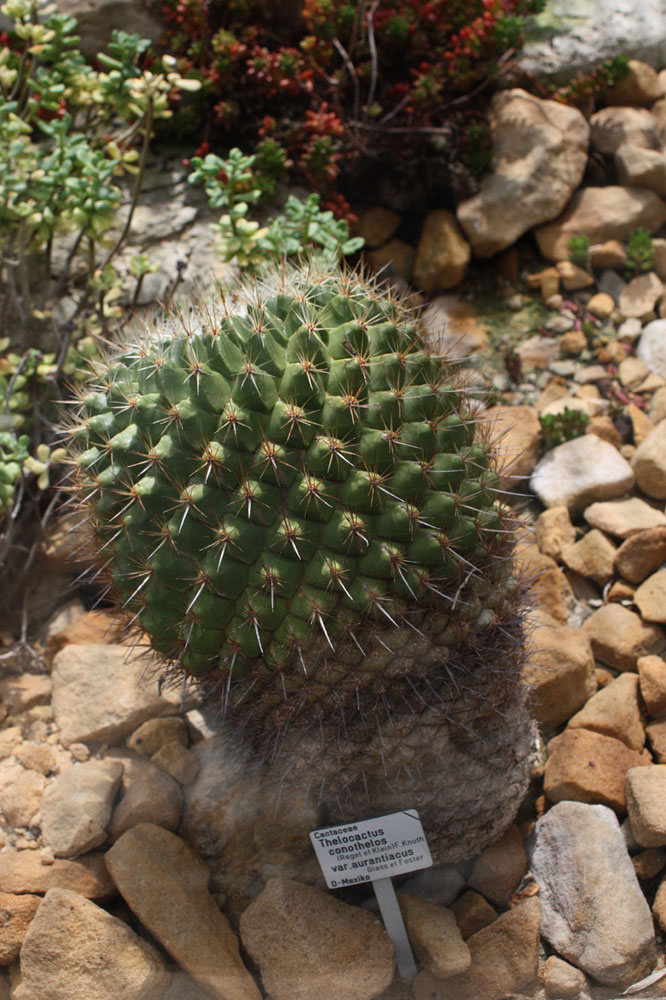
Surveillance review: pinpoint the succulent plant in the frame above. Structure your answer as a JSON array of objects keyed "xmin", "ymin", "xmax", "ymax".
[{"xmin": 67, "ymin": 260, "xmax": 534, "ymax": 861}]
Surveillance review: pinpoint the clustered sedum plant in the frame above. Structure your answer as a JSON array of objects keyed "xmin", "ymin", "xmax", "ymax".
[{"xmin": 67, "ymin": 259, "xmax": 534, "ymax": 861}]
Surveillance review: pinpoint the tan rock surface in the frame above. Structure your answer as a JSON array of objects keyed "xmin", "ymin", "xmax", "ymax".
[
  {"xmin": 586, "ymin": 292, "xmax": 616, "ymax": 318},
  {"xmin": 356, "ymin": 206, "xmax": 401, "ymax": 248},
  {"xmin": 634, "ymin": 567, "xmax": 666, "ymax": 622},
  {"xmin": 151, "ymin": 741, "xmax": 200, "ymax": 785},
  {"xmin": 632, "ymin": 847, "xmax": 666, "ymax": 880},
  {"xmin": 616, "ymin": 144, "xmax": 666, "ymax": 196},
  {"xmin": 523, "ymin": 623, "xmax": 597, "ymax": 726},
  {"xmin": 449, "ymin": 891, "xmax": 498, "ymax": 940},
  {"xmin": 584, "ymin": 496, "xmax": 666, "ymax": 538},
  {"xmin": 413, "ymin": 209, "xmax": 470, "ymax": 291},
  {"xmin": 107, "ymin": 752, "xmax": 183, "ymax": 839},
  {"xmin": 127, "ymin": 716, "xmax": 188, "ymax": 756},
  {"xmin": 615, "ymin": 526, "xmax": 666, "ymax": 582},
  {"xmin": 531, "ymin": 433, "xmax": 635, "ymax": 515},
  {"xmin": 40, "ymin": 759, "xmax": 123, "ymax": 858},
  {"xmin": 626, "ymin": 766, "xmax": 666, "ymax": 847},
  {"xmin": 0, "ymin": 891, "xmax": 40, "ymax": 964},
  {"xmin": 607, "ymin": 60, "xmax": 663, "ymax": 105},
  {"xmin": 555, "ymin": 260, "xmax": 594, "ymax": 290},
  {"xmin": 0, "ymin": 850, "xmax": 113, "ymax": 897},
  {"xmin": 632, "ymin": 420, "xmax": 666, "ymax": 498},
  {"xmin": 620, "ymin": 272, "xmax": 665, "ymax": 318},
  {"xmin": 567, "ymin": 672, "xmax": 645, "ymax": 750},
  {"xmin": 366, "ymin": 239, "xmax": 415, "ymax": 283},
  {"xmin": 107, "ymin": 824, "xmax": 261, "ymax": 1000},
  {"xmin": 466, "ymin": 825, "xmax": 526, "ymax": 907},
  {"xmin": 583, "ymin": 603, "xmax": 665, "ymax": 671},
  {"xmin": 638, "ymin": 655, "xmax": 666, "ymax": 715},
  {"xmin": 420, "ymin": 296, "xmax": 489, "ymax": 358},
  {"xmin": 397, "ymin": 894, "xmax": 471, "ymax": 979},
  {"xmin": 544, "ymin": 728, "xmax": 652, "ymax": 812},
  {"xmin": 542, "ymin": 955, "xmax": 588, "ymax": 999},
  {"xmin": 0, "ymin": 675, "xmax": 51, "ymax": 714},
  {"xmin": 590, "ymin": 239, "xmax": 627, "ymax": 269},
  {"xmin": 646, "ymin": 719, "xmax": 666, "ymax": 762},
  {"xmin": 481, "ymin": 405, "xmax": 541, "ymax": 486},
  {"xmin": 561, "ymin": 529, "xmax": 616, "ymax": 587},
  {"xmin": 535, "ymin": 505, "xmax": 576, "ymax": 560},
  {"xmin": 590, "ymin": 106, "xmax": 658, "ymax": 154}
]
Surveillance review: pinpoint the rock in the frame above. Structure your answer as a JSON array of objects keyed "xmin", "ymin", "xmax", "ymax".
[
  {"xmin": 14, "ymin": 742, "xmax": 56, "ymax": 776},
  {"xmin": 0, "ymin": 763, "xmax": 44, "ymax": 828},
  {"xmin": 652, "ymin": 875, "xmax": 666, "ymax": 931},
  {"xmin": 542, "ymin": 955, "xmax": 588, "ymax": 998},
  {"xmin": 591, "ymin": 239, "xmax": 628, "ymax": 269},
  {"xmin": 528, "ymin": 801, "xmax": 656, "ymax": 988},
  {"xmin": 619, "ymin": 316, "xmax": 645, "ymax": 342},
  {"xmin": 585, "ymin": 496, "xmax": 666, "ymax": 538},
  {"xmin": 638, "ymin": 655, "xmax": 666, "ymax": 715},
  {"xmin": 555, "ymin": 260, "xmax": 595, "ymax": 290},
  {"xmin": 583, "ymin": 603, "xmax": 665, "ymax": 671},
  {"xmin": 413, "ymin": 210, "xmax": 470, "ymax": 291},
  {"xmin": 420, "ymin": 296, "xmax": 488, "ymax": 358},
  {"xmin": 466, "ymin": 825, "xmax": 526, "ymax": 907},
  {"xmin": 40, "ymin": 759, "xmax": 123, "ymax": 859},
  {"xmin": 535, "ymin": 505, "xmax": 576, "ymax": 560},
  {"xmin": 51, "ymin": 643, "xmax": 181, "ymax": 746},
  {"xmin": 516, "ymin": 334, "xmax": 559, "ymax": 371},
  {"xmin": 627, "ymin": 402, "xmax": 654, "ymax": 445},
  {"xmin": 530, "ymin": 434, "xmax": 635, "ymax": 515},
  {"xmin": 151, "ymin": 740, "xmax": 200, "ymax": 785},
  {"xmin": 590, "ymin": 106, "xmax": 659, "ymax": 154},
  {"xmin": 127, "ymin": 716, "xmax": 188, "ymax": 756},
  {"xmin": 586, "ymin": 291, "xmax": 616, "ymax": 318},
  {"xmin": 616, "ymin": 144, "xmax": 666, "ymax": 196},
  {"xmin": 397, "ymin": 894, "xmax": 471, "ymax": 979},
  {"xmin": 588, "ymin": 414, "xmax": 624, "ymax": 448},
  {"xmin": 567, "ymin": 672, "xmax": 645, "ymax": 750},
  {"xmin": 632, "ymin": 420, "xmax": 666, "ymax": 497},
  {"xmin": 544, "ymin": 728, "xmax": 651, "ymax": 812},
  {"xmin": 356, "ymin": 207, "xmax": 401, "ymax": 249},
  {"xmin": 528, "ymin": 560, "xmax": 576, "ymax": 624},
  {"xmin": 523, "ymin": 623, "xmax": 597, "ymax": 726},
  {"xmin": 0, "ymin": 675, "xmax": 51, "ymax": 715},
  {"xmin": 366, "ymin": 240, "xmax": 415, "ymax": 284},
  {"xmin": 632, "ymin": 847, "xmax": 666, "ymax": 879},
  {"xmin": 634, "ymin": 567, "xmax": 666, "ymax": 622},
  {"xmin": 535, "ymin": 187, "xmax": 666, "ymax": 262},
  {"xmin": 558, "ymin": 329, "xmax": 588, "ymax": 355},
  {"xmin": 620, "ymin": 272, "xmax": 665, "ymax": 317},
  {"xmin": 11, "ymin": 887, "xmax": 167, "ymax": 1000},
  {"xmin": 0, "ymin": 850, "xmax": 113, "ymax": 897},
  {"xmin": 456, "ymin": 89, "xmax": 588, "ymax": 257},
  {"xmin": 108, "ymin": 753, "xmax": 183, "ymax": 839},
  {"xmin": 239, "ymin": 878, "xmax": 394, "ymax": 1000},
  {"xmin": 0, "ymin": 891, "xmax": 40, "ymax": 964},
  {"xmin": 651, "ymin": 387, "xmax": 666, "ymax": 423},
  {"xmin": 608, "ymin": 59, "xmax": 664, "ymax": 105},
  {"xmin": 614, "ymin": 526, "xmax": 666, "ymax": 582},
  {"xmin": 646, "ymin": 719, "xmax": 666, "ymax": 762},
  {"xmin": 561, "ymin": 529, "xmax": 616, "ymax": 587},
  {"xmin": 448, "ymin": 891, "xmax": 497, "ymax": 940},
  {"xmin": 480, "ymin": 405, "xmax": 541, "ymax": 487},
  {"xmin": 626, "ymin": 766, "xmax": 666, "ymax": 846},
  {"xmin": 398, "ymin": 865, "xmax": 465, "ymax": 907},
  {"xmin": 45, "ymin": 609, "xmax": 124, "ymax": 666},
  {"xmin": 412, "ymin": 897, "xmax": 540, "ymax": 1000},
  {"xmin": 106, "ymin": 824, "xmax": 261, "ymax": 1000},
  {"xmin": 638, "ymin": 318, "xmax": 666, "ymax": 377}
]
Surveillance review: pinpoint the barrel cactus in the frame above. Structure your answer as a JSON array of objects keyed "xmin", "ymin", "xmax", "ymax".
[{"xmin": 67, "ymin": 260, "xmax": 534, "ymax": 862}]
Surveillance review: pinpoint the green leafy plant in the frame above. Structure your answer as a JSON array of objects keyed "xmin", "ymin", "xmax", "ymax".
[
  {"xmin": 539, "ymin": 408, "xmax": 590, "ymax": 451},
  {"xmin": 567, "ymin": 233, "xmax": 590, "ymax": 269},
  {"xmin": 625, "ymin": 228, "xmax": 655, "ymax": 277}
]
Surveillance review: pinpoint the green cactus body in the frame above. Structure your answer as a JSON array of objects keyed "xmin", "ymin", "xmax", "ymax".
[{"xmin": 69, "ymin": 261, "xmax": 534, "ymax": 861}]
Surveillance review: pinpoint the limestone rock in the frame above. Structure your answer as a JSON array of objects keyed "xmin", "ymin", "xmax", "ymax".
[
  {"xmin": 634, "ymin": 567, "xmax": 666, "ymax": 621},
  {"xmin": 0, "ymin": 764, "xmax": 44, "ymax": 828},
  {"xmin": 0, "ymin": 850, "xmax": 113, "ymax": 898},
  {"xmin": 646, "ymin": 719, "xmax": 666, "ymax": 762},
  {"xmin": 632, "ymin": 420, "xmax": 666, "ymax": 498},
  {"xmin": 40, "ymin": 759, "xmax": 123, "ymax": 858},
  {"xmin": 544, "ymin": 728, "xmax": 651, "ymax": 812},
  {"xmin": 535, "ymin": 505, "xmax": 576, "ymax": 560},
  {"xmin": 530, "ymin": 434, "xmax": 635, "ymax": 515},
  {"xmin": 151, "ymin": 741, "xmax": 200, "ymax": 785},
  {"xmin": 106, "ymin": 824, "xmax": 261, "ymax": 1000},
  {"xmin": 616, "ymin": 144, "xmax": 666, "ymax": 196},
  {"xmin": 0, "ymin": 675, "xmax": 51, "ymax": 714},
  {"xmin": 366, "ymin": 239, "xmax": 415, "ymax": 284},
  {"xmin": 456, "ymin": 89, "xmax": 589, "ymax": 257},
  {"xmin": 412, "ymin": 897, "xmax": 541, "ymax": 1000},
  {"xmin": 481, "ymin": 405, "xmax": 541, "ymax": 487},
  {"xmin": 586, "ymin": 496, "xmax": 666, "ymax": 538},
  {"xmin": 535, "ymin": 187, "xmax": 666, "ymax": 262},
  {"xmin": 615, "ymin": 526, "xmax": 666, "ymax": 582},
  {"xmin": 591, "ymin": 239, "xmax": 628, "ymax": 269},
  {"xmin": 561, "ymin": 529, "xmax": 616, "ymax": 587},
  {"xmin": 637, "ymin": 318, "xmax": 666, "ymax": 378},
  {"xmin": 606, "ymin": 60, "xmax": 663, "ymax": 105},
  {"xmin": 397, "ymin": 894, "xmax": 471, "ymax": 980},
  {"xmin": 542, "ymin": 955, "xmax": 588, "ymax": 998},
  {"xmin": 523, "ymin": 623, "xmax": 597, "ymax": 727},
  {"xmin": 555, "ymin": 260, "xmax": 595, "ymax": 290},
  {"xmin": 108, "ymin": 752, "xmax": 183, "ymax": 839},
  {"xmin": 449, "ymin": 891, "xmax": 498, "ymax": 940},
  {"xmin": 239, "ymin": 877, "xmax": 394, "ymax": 1000},
  {"xmin": 626, "ymin": 766, "xmax": 666, "ymax": 846},
  {"xmin": 0, "ymin": 891, "xmax": 40, "ymax": 964},
  {"xmin": 127, "ymin": 717, "xmax": 189, "ymax": 757},
  {"xmin": 51, "ymin": 644, "xmax": 181, "ymax": 746},
  {"xmin": 466, "ymin": 825, "xmax": 527, "ymax": 907},
  {"xmin": 632, "ymin": 847, "xmax": 666, "ymax": 879},
  {"xmin": 619, "ymin": 356, "xmax": 652, "ymax": 388},
  {"xmin": 398, "ymin": 865, "xmax": 465, "ymax": 907},
  {"xmin": 12, "ymin": 887, "xmax": 168, "ymax": 1000},
  {"xmin": 590, "ymin": 106, "xmax": 658, "ymax": 154},
  {"xmin": 528, "ymin": 801, "xmax": 656, "ymax": 987},
  {"xmin": 356, "ymin": 207, "xmax": 401, "ymax": 249},
  {"xmin": 638, "ymin": 655, "xmax": 666, "ymax": 716},
  {"xmin": 420, "ymin": 296, "xmax": 489, "ymax": 358},
  {"xmin": 583, "ymin": 603, "xmax": 665, "ymax": 671},
  {"xmin": 619, "ymin": 272, "xmax": 664, "ymax": 317},
  {"xmin": 587, "ymin": 291, "xmax": 616, "ymax": 318},
  {"xmin": 413, "ymin": 209, "xmax": 470, "ymax": 291},
  {"xmin": 567, "ymin": 672, "xmax": 645, "ymax": 750}
]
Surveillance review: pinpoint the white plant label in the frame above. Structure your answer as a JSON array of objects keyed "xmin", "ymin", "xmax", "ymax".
[{"xmin": 310, "ymin": 809, "xmax": 433, "ymax": 889}]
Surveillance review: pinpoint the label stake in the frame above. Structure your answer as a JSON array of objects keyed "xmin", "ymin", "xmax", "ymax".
[{"xmin": 372, "ymin": 876, "xmax": 418, "ymax": 981}]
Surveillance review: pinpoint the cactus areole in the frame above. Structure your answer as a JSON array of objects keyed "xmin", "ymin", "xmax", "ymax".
[{"xmin": 68, "ymin": 262, "xmax": 534, "ymax": 861}]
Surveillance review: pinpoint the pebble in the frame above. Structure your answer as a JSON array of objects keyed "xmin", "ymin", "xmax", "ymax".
[
  {"xmin": 530, "ymin": 434, "xmax": 635, "ymax": 515},
  {"xmin": 413, "ymin": 209, "xmax": 471, "ymax": 291},
  {"xmin": 356, "ymin": 206, "xmax": 401, "ymax": 248},
  {"xmin": 619, "ymin": 272, "xmax": 664, "ymax": 318},
  {"xmin": 626, "ymin": 766, "xmax": 666, "ymax": 847},
  {"xmin": 637, "ymin": 318, "xmax": 666, "ymax": 379},
  {"xmin": 412, "ymin": 897, "xmax": 541, "ymax": 1000},
  {"xmin": 627, "ymin": 401, "xmax": 655, "ymax": 446},
  {"xmin": 638, "ymin": 655, "xmax": 666, "ymax": 716},
  {"xmin": 106, "ymin": 824, "xmax": 261, "ymax": 1000},
  {"xmin": 614, "ymin": 526, "xmax": 666, "ymax": 583},
  {"xmin": 239, "ymin": 877, "xmax": 394, "ymax": 1000},
  {"xmin": 556, "ymin": 260, "xmax": 595, "ymax": 290},
  {"xmin": 40, "ymin": 759, "xmax": 123, "ymax": 858},
  {"xmin": 51, "ymin": 643, "xmax": 182, "ymax": 746},
  {"xmin": 634, "ymin": 567, "xmax": 666, "ymax": 622},
  {"xmin": 528, "ymin": 801, "xmax": 656, "ymax": 987},
  {"xmin": 567, "ymin": 672, "xmax": 645, "ymax": 751},
  {"xmin": 587, "ymin": 414, "xmax": 624, "ymax": 447},
  {"xmin": 466, "ymin": 825, "xmax": 527, "ymax": 907},
  {"xmin": 587, "ymin": 291, "xmax": 616, "ymax": 317},
  {"xmin": 584, "ymin": 496, "xmax": 666, "ymax": 537},
  {"xmin": 14, "ymin": 742, "xmax": 56, "ymax": 776},
  {"xmin": 651, "ymin": 875, "xmax": 666, "ymax": 932},
  {"xmin": 631, "ymin": 420, "xmax": 666, "ymax": 499},
  {"xmin": 397, "ymin": 893, "xmax": 471, "ymax": 979},
  {"xmin": 523, "ymin": 622, "xmax": 597, "ymax": 726},
  {"xmin": 591, "ymin": 239, "xmax": 627, "ymax": 270},
  {"xmin": 0, "ymin": 891, "xmax": 40, "ymax": 964},
  {"xmin": 0, "ymin": 849, "xmax": 113, "ymax": 898},
  {"xmin": 127, "ymin": 716, "xmax": 188, "ymax": 756},
  {"xmin": 11, "ymin": 888, "xmax": 168, "ymax": 1000},
  {"xmin": 583, "ymin": 603, "xmax": 666, "ymax": 671},
  {"xmin": 107, "ymin": 751, "xmax": 183, "ymax": 839},
  {"xmin": 542, "ymin": 955, "xmax": 588, "ymax": 999},
  {"xmin": 535, "ymin": 505, "xmax": 576, "ymax": 560},
  {"xmin": 632, "ymin": 847, "xmax": 666, "ymax": 880},
  {"xmin": 561, "ymin": 528, "xmax": 616, "ymax": 586},
  {"xmin": 544, "ymin": 728, "xmax": 651, "ymax": 812},
  {"xmin": 449, "ymin": 891, "xmax": 498, "ymax": 940}
]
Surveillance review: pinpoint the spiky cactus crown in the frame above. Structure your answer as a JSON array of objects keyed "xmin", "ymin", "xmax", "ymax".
[{"xmin": 66, "ymin": 260, "xmax": 532, "ymax": 856}]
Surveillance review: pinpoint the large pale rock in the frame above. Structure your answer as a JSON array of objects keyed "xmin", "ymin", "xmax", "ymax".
[
  {"xmin": 615, "ymin": 526, "xmax": 666, "ymax": 582},
  {"xmin": 456, "ymin": 89, "xmax": 588, "ymax": 257},
  {"xmin": 590, "ymin": 106, "xmax": 659, "ymax": 154},
  {"xmin": 528, "ymin": 802, "xmax": 656, "ymax": 987},
  {"xmin": 412, "ymin": 897, "xmax": 541, "ymax": 1000},
  {"xmin": 40, "ymin": 759, "xmax": 123, "ymax": 858},
  {"xmin": 631, "ymin": 420, "xmax": 666, "ymax": 498},
  {"xmin": 12, "ymin": 888, "xmax": 167, "ymax": 1000},
  {"xmin": 616, "ymin": 144, "xmax": 666, "ymax": 196},
  {"xmin": 583, "ymin": 603, "xmax": 665, "ymax": 671},
  {"xmin": 523, "ymin": 623, "xmax": 597, "ymax": 727},
  {"xmin": 106, "ymin": 824, "xmax": 261, "ymax": 1000},
  {"xmin": 634, "ymin": 567, "xmax": 666, "ymax": 622},
  {"xmin": 397, "ymin": 894, "xmax": 471, "ymax": 979},
  {"xmin": 0, "ymin": 850, "xmax": 113, "ymax": 898},
  {"xmin": 535, "ymin": 187, "xmax": 666, "ymax": 262},
  {"xmin": 420, "ymin": 296, "xmax": 489, "ymax": 358},
  {"xmin": 637, "ymin": 318, "xmax": 666, "ymax": 377},
  {"xmin": 413, "ymin": 210, "xmax": 470, "ymax": 291},
  {"xmin": 481, "ymin": 405, "xmax": 541, "ymax": 486},
  {"xmin": 544, "ymin": 728, "xmax": 651, "ymax": 812},
  {"xmin": 626, "ymin": 766, "xmax": 666, "ymax": 846},
  {"xmin": 585, "ymin": 496, "xmax": 666, "ymax": 538},
  {"xmin": 51, "ymin": 644, "xmax": 181, "ymax": 746},
  {"xmin": 567, "ymin": 672, "xmax": 645, "ymax": 750},
  {"xmin": 530, "ymin": 434, "xmax": 634, "ymax": 515},
  {"xmin": 239, "ymin": 878, "xmax": 394, "ymax": 1000}
]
